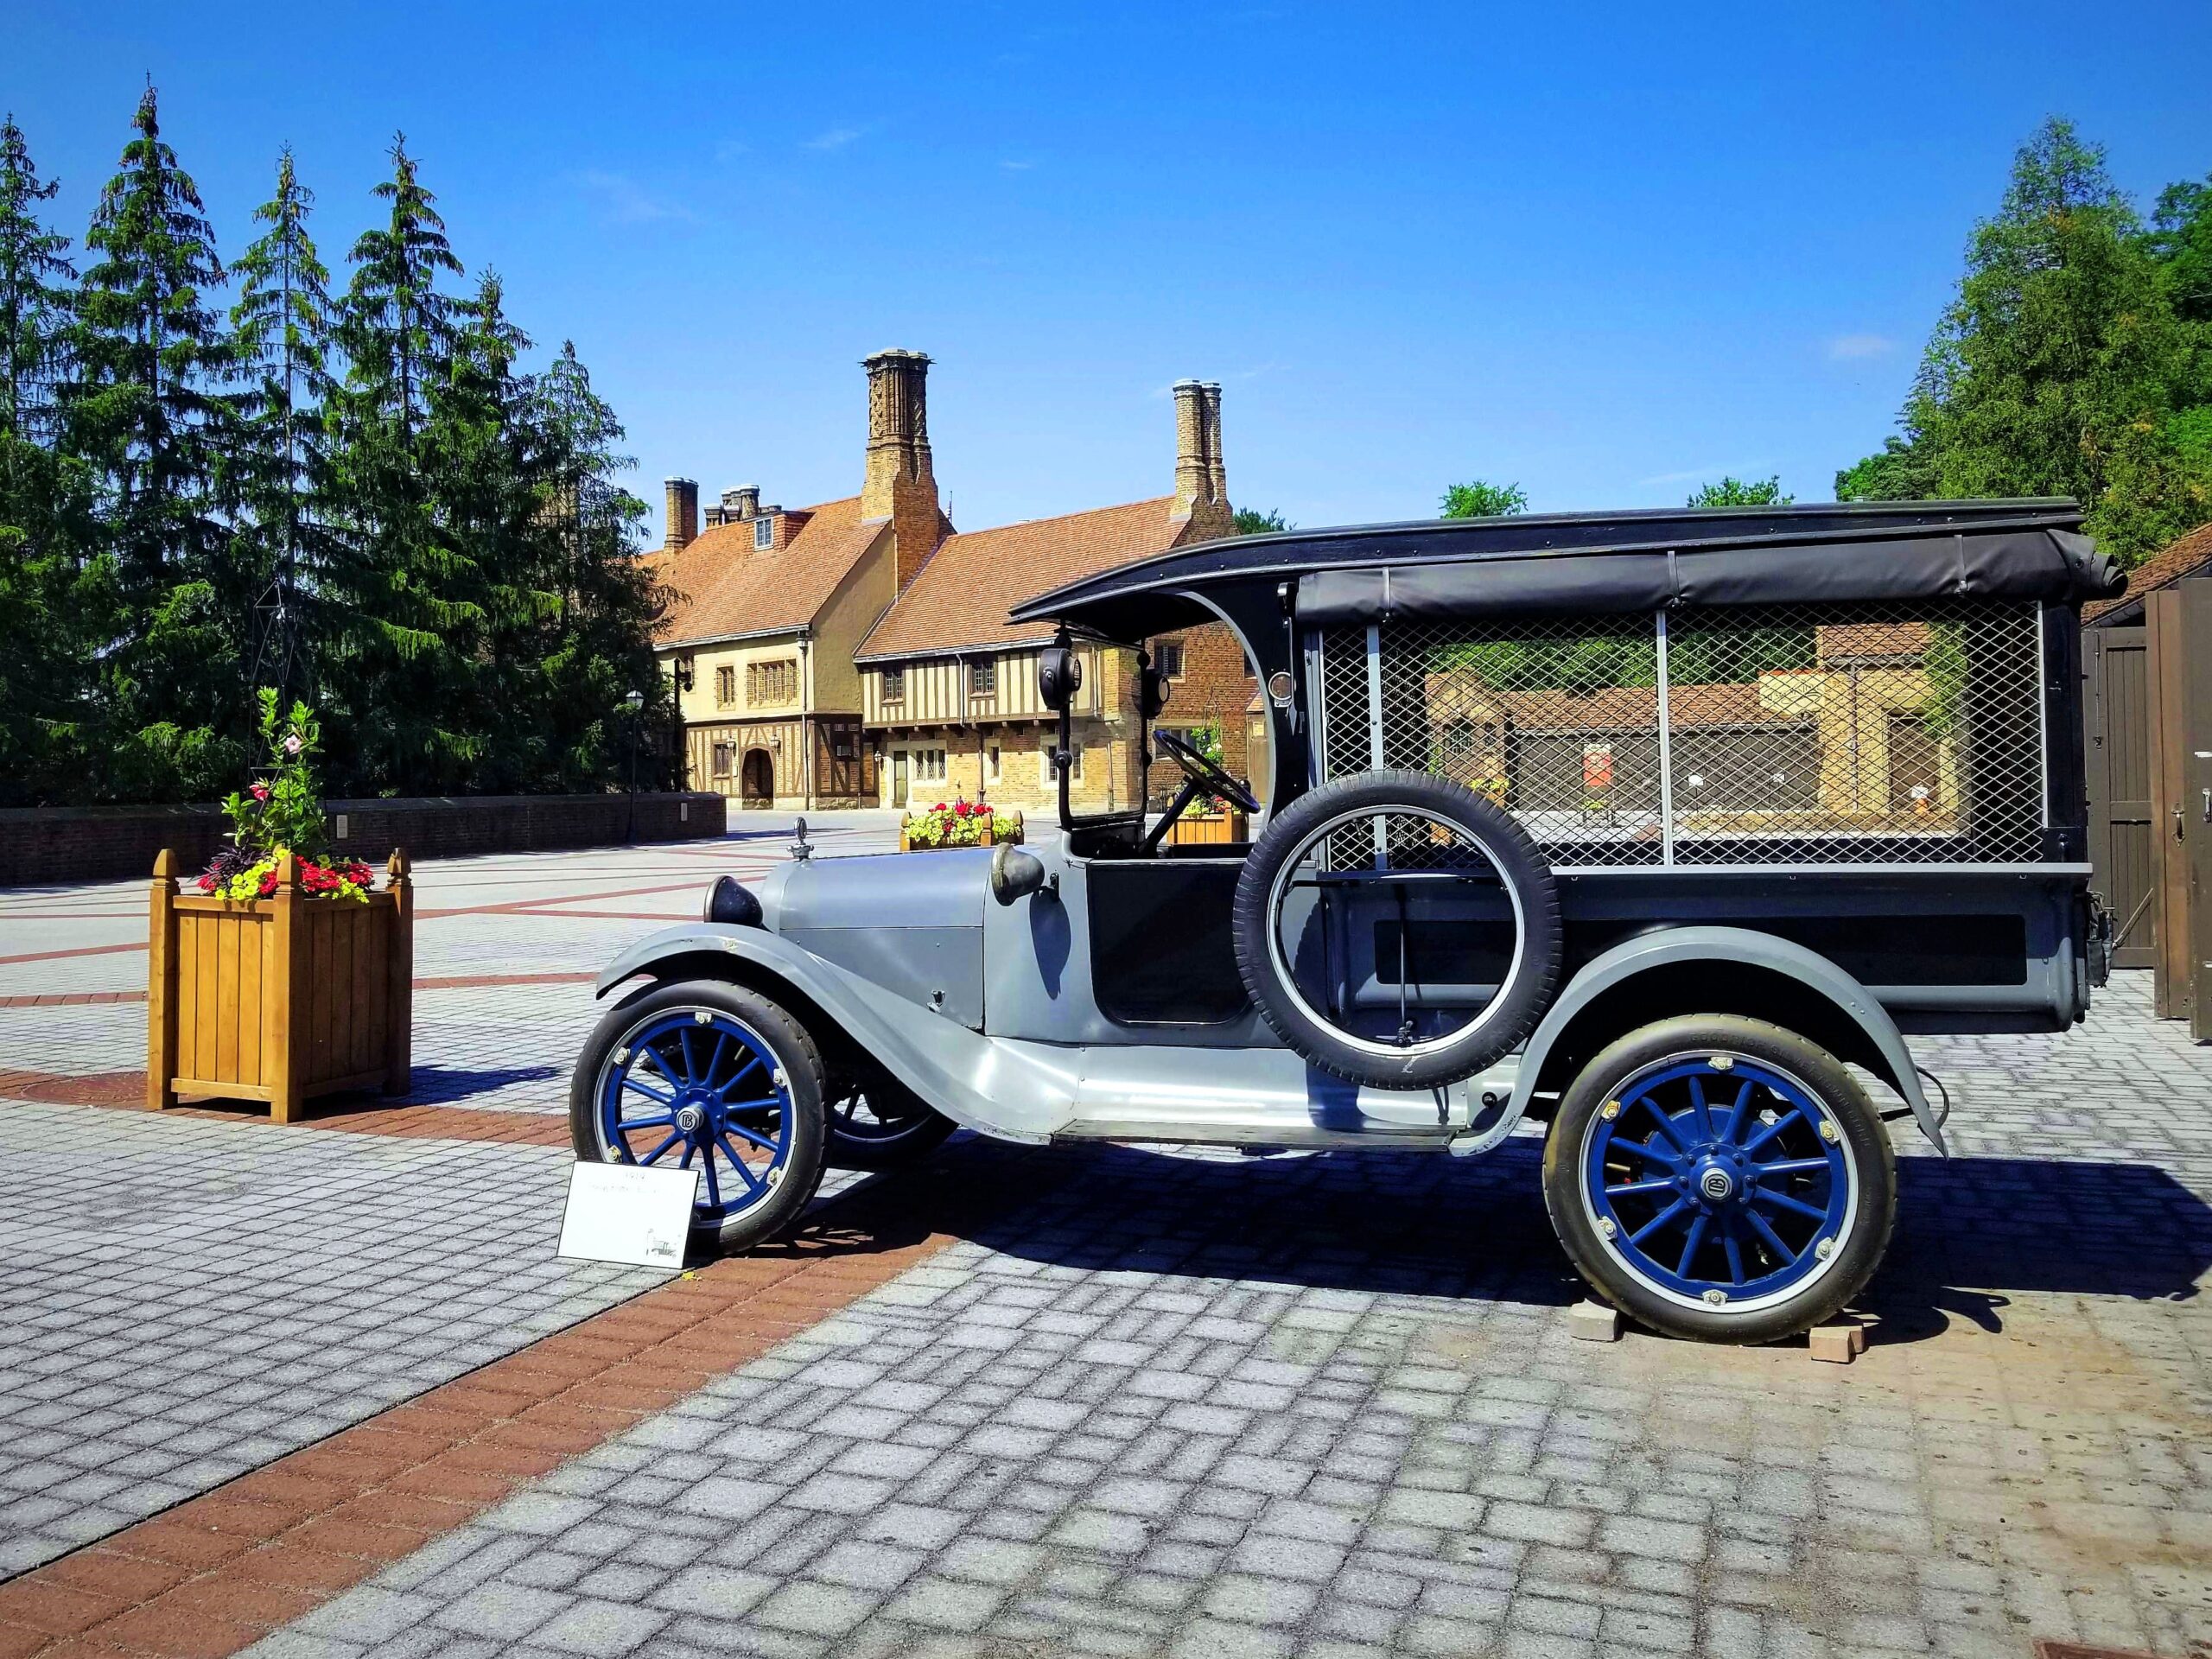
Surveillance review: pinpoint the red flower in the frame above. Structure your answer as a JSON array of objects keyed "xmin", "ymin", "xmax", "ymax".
[
  {"xmin": 953, "ymin": 800, "xmax": 971, "ymax": 817},
  {"xmin": 249, "ymin": 783, "xmax": 270, "ymax": 802}
]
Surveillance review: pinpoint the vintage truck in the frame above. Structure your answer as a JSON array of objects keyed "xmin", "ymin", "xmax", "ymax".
[{"xmin": 572, "ymin": 500, "xmax": 2120, "ymax": 1342}]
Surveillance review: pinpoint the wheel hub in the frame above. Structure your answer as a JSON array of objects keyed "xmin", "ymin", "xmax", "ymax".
[
  {"xmin": 1698, "ymin": 1164, "xmax": 1736, "ymax": 1203},
  {"xmin": 675, "ymin": 1102, "xmax": 707, "ymax": 1134}
]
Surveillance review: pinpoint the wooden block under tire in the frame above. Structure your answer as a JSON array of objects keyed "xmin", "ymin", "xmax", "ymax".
[
  {"xmin": 1567, "ymin": 1300, "xmax": 1622, "ymax": 1342},
  {"xmin": 1808, "ymin": 1316, "xmax": 1866, "ymax": 1363}
]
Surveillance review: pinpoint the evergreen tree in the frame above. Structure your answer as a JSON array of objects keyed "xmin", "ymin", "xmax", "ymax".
[
  {"xmin": 525, "ymin": 340, "xmax": 669, "ymax": 790},
  {"xmin": 0, "ymin": 114, "xmax": 99, "ymax": 803},
  {"xmin": 0, "ymin": 114, "xmax": 74, "ymax": 442},
  {"xmin": 66, "ymin": 85, "xmax": 243, "ymax": 800},
  {"xmin": 326, "ymin": 136, "xmax": 474, "ymax": 793},
  {"xmin": 226, "ymin": 146, "xmax": 341, "ymax": 703},
  {"xmin": 1834, "ymin": 435, "xmax": 1938, "ymax": 502}
]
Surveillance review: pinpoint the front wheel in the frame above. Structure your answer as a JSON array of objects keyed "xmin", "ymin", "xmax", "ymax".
[
  {"xmin": 1541, "ymin": 1015, "xmax": 1897, "ymax": 1344},
  {"xmin": 569, "ymin": 979, "xmax": 828, "ymax": 1251}
]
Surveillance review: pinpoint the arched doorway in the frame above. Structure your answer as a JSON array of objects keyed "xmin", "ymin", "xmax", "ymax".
[{"xmin": 740, "ymin": 748, "xmax": 774, "ymax": 809}]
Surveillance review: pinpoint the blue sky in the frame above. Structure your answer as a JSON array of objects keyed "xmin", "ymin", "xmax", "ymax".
[{"xmin": 8, "ymin": 3, "xmax": 2211, "ymax": 535}]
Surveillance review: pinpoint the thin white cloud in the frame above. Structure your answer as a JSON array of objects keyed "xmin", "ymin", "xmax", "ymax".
[
  {"xmin": 570, "ymin": 170, "xmax": 696, "ymax": 225},
  {"xmin": 1000, "ymin": 158, "xmax": 1036, "ymax": 172},
  {"xmin": 804, "ymin": 126, "xmax": 862, "ymax": 151},
  {"xmin": 1827, "ymin": 333, "xmax": 1895, "ymax": 361}
]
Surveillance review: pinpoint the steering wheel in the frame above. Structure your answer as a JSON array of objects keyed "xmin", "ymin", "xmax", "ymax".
[{"xmin": 1154, "ymin": 728, "xmax": 1262, "ymax": 814}]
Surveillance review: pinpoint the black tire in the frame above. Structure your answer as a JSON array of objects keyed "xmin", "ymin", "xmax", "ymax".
[
  {"xmin": 1541, "ymin": 1015, "xmax": 1897, "ymax": 1344},
  {"xmin": 1230, "ymin": 769, "xmax": 1561, "ymax": 1090},
  {"xmin": 824, "ymin": 1068, "xmax": 957, "ymax": 1169},
  {"xmin": 569, "ymin": 978, "xmax": 829, "ymax": 1252}
]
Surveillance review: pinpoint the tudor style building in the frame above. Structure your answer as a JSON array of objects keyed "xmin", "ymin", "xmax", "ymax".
[{"xmin": 651, "ymin": 356, "xmax": 1258, "ymax": 813}]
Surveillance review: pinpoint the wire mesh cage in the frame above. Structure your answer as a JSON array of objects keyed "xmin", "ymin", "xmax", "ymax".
[{"xmin": 1316, "ymin": 600, "xmax": 2048, "ymax": 868}]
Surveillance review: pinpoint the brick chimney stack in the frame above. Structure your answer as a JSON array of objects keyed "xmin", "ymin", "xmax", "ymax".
[
  {"xmin": 1202, "ymin": 382, "xmax": 1227, "ymax": 509},
  {"xmin": 1172, "ymin": 380, "xmax": 1209, "ymax": 518},
  {"xmin": 664, "ymin": 477, "xmax": 699, "ymax": 550},
  {"xmin": 861, "ymin": 349, "xmax": 946, "ymax": 589},
  {"xmin": 728, "ymin": 485, "xmax": 761, "ymax": 521}
]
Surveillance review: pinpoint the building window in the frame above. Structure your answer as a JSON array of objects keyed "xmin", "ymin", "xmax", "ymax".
[
  {"xmin": 715, "ymin": 665, "xmax": 736, "ymax": 707},
  {"xmin": 753, "ymin": 517, "xmax": 774, "ymax": 550},
  {"xmin": 747, "ymin": 658, "xmax": 798, "ymax": 706},
  {"xmin": 1041, "ymin": 737, "xmax": 1084, "ymax": 782},
  {"xmin": 969, "ymin": 658, "xmax": 997, "ymax": 696},
  {"xmin": 909, "ymin": 747, "xmax": 946, "ymax": 783},
  {"xmin": 985, "ymin": 743, "xmax": 1001, "ymax": 785},
  {"xmin": 880, "ymin": 666, "xmax": 905, "ymax": 703},
  {"xmin": 1154, "ymin": 639, "xmax": 1185, "ymax": 680},
  {"xmin": 710, "ymin": 741, "xmax": 734, "ymax": 778}
]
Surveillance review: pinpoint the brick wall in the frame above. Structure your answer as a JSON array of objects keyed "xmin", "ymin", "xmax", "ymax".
[
  {"xmin": 1145, "ymin": 621, "xmax": 1258, "ymax": 807},
  {"xmin": 0, "ymin": 792, "xmax": 728, "ymax": 888}
]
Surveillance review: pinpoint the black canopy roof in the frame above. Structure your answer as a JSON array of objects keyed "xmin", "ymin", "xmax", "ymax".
[{"xmin": 1009, "ymin": 499, "xmax": 2123, "ymax": 639}]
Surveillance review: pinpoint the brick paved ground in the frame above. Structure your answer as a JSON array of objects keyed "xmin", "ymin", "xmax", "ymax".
[
  {"xmin": 0, "ymin": 1103, "xmax": 667, "ymax": 1580},
  {"xmin": 4, "ymin": 826, "xmax": 2212, "ymax": 1656},
  {"xmin": 210, "ymin": 976, "xmax": 2208, "ymax": 1659}
]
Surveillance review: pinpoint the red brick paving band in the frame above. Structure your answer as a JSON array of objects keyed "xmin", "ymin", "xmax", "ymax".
[{"xmin": 0, "ymin": 1139, "xmax": 1048, "ymax": 1659}]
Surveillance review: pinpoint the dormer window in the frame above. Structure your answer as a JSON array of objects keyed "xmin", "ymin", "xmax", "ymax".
[{"xmin": 753, "ymin": 517, "xmax": 774, "ymax": 550}]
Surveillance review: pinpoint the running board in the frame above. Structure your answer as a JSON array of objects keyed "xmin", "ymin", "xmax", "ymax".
[{"xmin": 1050, "ymin": 1120, "xmax": 1457, "ymax": 1150}]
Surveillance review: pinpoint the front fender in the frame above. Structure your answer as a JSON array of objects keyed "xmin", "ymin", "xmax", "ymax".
[
  {"xmin": 1495, "ymin": 925, "xmax": 1945, "ymax": 1155},
  {"xmin": 594, "ymin": 924, "xmax": 1069, "ymax": 1142}
]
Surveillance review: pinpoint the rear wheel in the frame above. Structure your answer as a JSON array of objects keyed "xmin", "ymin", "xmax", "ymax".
[
  {"xmin": 1541, "ymin": 1015, "xmax": 1896, "ymax": 1344},
  {"xmin": 824, "ymin": 1069, "xmax": 957, "ymax": 1169},
  {"xmin": 569, "ymin": 979, "xmax": 828, "ymax": 1250}
]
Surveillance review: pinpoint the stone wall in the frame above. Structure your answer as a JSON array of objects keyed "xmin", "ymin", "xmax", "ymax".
[{"xmin": 0, "ymin": 792, "xmax": 728, "ymax": 888}]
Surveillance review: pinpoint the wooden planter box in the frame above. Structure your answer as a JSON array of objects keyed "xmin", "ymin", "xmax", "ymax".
[
  {"xmin": 899, "ymin": 811, "xmax": 1024, "ymax": 853},
  {"xmin": 1165, "ymin": 810, "xmax": 1249, "ymax": 848},
  {"xmin": 147, "ymin": 849, "xmax": 414, "ymax": 1122}
]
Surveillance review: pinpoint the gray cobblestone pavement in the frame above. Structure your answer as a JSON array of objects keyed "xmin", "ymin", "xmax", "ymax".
[
  {"xmin": 238, "ymin": 973, "xmax": 2212, "ymax": 1659},
  {"xmin": 0, "ymin": 1100, "xmax": 670, "ymax": 1580}
]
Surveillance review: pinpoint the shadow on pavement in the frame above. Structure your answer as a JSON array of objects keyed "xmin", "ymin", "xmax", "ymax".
[{"xmin": 778, "ymin": 1135, "xmax": 2212, "ymax": 1344}]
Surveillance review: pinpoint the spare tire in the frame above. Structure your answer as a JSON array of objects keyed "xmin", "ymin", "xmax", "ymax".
[{"xmin": 1232, "ymin": 770, "xmax": 1561, "ymax": 1090}]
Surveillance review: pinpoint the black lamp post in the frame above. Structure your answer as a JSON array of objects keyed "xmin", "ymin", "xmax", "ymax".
[{"xmin": 624, "ymin": 689, "xmax": 645, "ymax": 842}]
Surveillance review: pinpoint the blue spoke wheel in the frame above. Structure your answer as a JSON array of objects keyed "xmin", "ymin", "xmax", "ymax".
[
  {"xmin": 569, "ymin": 980, "xmax": 827, "ymax": 1250},
  {"xmin": 824, "ymin": 1069, "xmax": 956, "ymax": 1171},
  {"xmin": 1541, "ymin": 1016, "xmax": 1897, "ymax": 1344}
]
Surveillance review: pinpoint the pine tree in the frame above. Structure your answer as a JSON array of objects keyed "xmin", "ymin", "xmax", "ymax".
[
  {"xmin": 0, "ymin": 114, "xmax": 98, "ymax": 803},
  {"xmin": 326, "ymin": 136, "xmax": 477, "ymax": 793},
  {"xmin": 0, "ymin": 113, "xmax": 75, "ymax": 442},
  {"xmin": 66, "ymin": 85, "xmax": 243, "ymax": 800},
  {"xmin": 525, "ymin": 340, "xmax": 668, "ymax": 790},
  {"xmin": 227, "ymin": 145, "xmax": 341, "ymax": 702}
]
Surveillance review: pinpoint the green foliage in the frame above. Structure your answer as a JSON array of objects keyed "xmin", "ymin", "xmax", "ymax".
[
  {"xmin": 1840, "ymin": 118, "xmax": 2212, "ymax": 563},
  {"xmin": 1440, "ymin": 480, "xmax": 1528, "ymax": 518},
  {"xmin": 0, "ymin": 91, "xmax": 674, "ymax": 808},
  {"xmin": 1233, "ymin": 506, "xmax": 1292, "ymax": 536},
  {"xmin": 223, "ymin": 686, "xmax": 333, "ymax": 858},
  {"xmin": 1834, "ymin": 435, "xmax": 1938, "ymax": 502},
  {"xmin": 2150, "ymin": 173, "xmax": 2212, "ymax": 326},
  {"xmin": 1687, "ymin": 475, "xmax": 1792, "ymax": 507}
]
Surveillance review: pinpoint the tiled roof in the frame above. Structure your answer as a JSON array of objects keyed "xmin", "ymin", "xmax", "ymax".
[
  {"xmin": 2084, "ymin": 520, "xmax": 2212, "ymax": 624},
  {"xmin": 858, "ymin": 498, "xmax": 1185, "ymax": 659},
  {"xmin": 1423, "ymin": 674, "xmax": 1804, "ymax": 734},
  {"xmin": 649, "ymin": 497, "xmax": 886, "ymax": 646}
]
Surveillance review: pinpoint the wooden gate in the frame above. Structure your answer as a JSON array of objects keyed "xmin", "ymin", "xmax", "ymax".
[{"xmin": 2085, "ymin": 624, "xmax": 2155, "ymax": 969}]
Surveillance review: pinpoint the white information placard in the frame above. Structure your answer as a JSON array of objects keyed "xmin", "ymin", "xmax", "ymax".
[{"xmin": 557, "ymin": 1161, "xmax": 700, "ymax": 1268}]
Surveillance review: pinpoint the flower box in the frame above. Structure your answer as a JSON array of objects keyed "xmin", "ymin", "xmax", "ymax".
[
  {"xmin": 1164, "ymin": 809, "xmax": 1249, "ymax": 847},
  {"xmin": 146, "ymin": 848, "xmax": 414, "ymax": 1122},
  {"xmin": 898, "ymin": 805, "xmax": 1025, "ymax": 853}
]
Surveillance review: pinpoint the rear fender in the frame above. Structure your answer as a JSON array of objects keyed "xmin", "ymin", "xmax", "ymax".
[
  {"xmin": 595, "ymin": 925, "xmax": 1066, "ymax": 1142},
  {"xmin": 1468, "ymin": 925, "xmax": 1945, "ymax": 1155}
]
